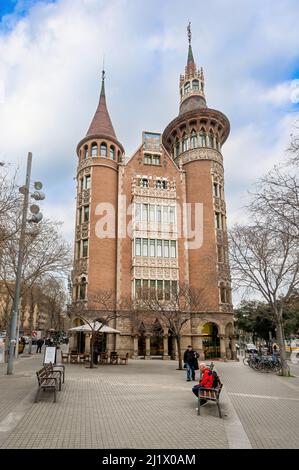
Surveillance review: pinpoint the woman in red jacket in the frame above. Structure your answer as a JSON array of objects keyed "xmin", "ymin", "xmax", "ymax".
[{"xmin": 192, "ymin": 362, "xmax": 213, "ymax": 405}]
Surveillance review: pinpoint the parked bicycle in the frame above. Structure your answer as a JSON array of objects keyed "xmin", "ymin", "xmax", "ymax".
[{"xmin": 243, "ymin": 353, "xmax": 281, "ymax": 373}]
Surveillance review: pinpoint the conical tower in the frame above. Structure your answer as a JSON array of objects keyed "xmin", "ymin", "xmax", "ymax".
[
  {"xmin": 72, "ymin": 70, "xmax": 124, "ymax": 313},
  {"xmin": 162, "ymin": 24, "xmax": 233, "ymax": 359}
]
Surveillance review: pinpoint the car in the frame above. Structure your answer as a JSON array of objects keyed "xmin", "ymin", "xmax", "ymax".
[{"xmin": 245, "ymin": 343, "xmax": 258, "ymax": 354}]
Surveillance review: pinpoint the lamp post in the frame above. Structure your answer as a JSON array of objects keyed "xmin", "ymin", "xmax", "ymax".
[{"xmin": 7, "ymin": 153, "xmax": 45, "ymax": 375}]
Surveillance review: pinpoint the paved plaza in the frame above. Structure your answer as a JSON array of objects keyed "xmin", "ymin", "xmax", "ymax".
[{"xmin": 0, "ymin": 352, "xmax": 299, "ymax": 449}]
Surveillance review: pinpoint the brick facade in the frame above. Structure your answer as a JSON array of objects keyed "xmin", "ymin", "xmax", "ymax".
[{"xmin": 71, "ymin": 37, "xmax": 236, "ymax": 361}]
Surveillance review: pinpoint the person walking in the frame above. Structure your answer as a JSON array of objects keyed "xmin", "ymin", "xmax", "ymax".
[
  {"xmin": 183, "ymin": 345, "xmax": 199, "ymax": 381},
  {"xmin": 36, "ymin": 338, "xmax": 44, "ymax": 353}
]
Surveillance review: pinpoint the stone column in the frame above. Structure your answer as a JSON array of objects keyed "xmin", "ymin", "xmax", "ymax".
[
  {"xmin": 226, "ymin": 336, "xmax": 231, "ymax": 359},
  {"xmin": 192, "ymin": 336, "xmax": 204, "ymax": 360},
  {"xmin": 69, "ymin": 334, "xmax": 76, "ymax": 352},
  {"xmin": 219, "ymin": 335, "xmax": 227, "ymax": 360},
  {"xmin": 231, "ymin": 335, "xmax": 237, "ymax": 360},
  {"xmin": 133, "ymin": 336, "xmax": 138, "ymax": 359},
  {"xmin": 85, "ymin": 334, "xmax": 91, "ymax": 353},
  {"xmin": 163, "ymin": 335, "xmax": 170, "ymax": 360},
  {"xmin": 145, "ymin": 336, "xmax": 151, "ymax": 359}
]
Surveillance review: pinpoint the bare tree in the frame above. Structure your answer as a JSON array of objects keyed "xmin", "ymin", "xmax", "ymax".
[
  {"xmin": 0, "ymin": 169, "xmax": 21, "ymax": 250},
  {"xmin": 229, "ymin": 223, "xmax": 299, "ymax": 376},
  {"xmin": 68, "ymin": 289, "xmax": 118, "ymax": 368},
  {"xmin": 0, "ymin": 219, "xmax": 72, "ymax": 350},
  {"xmin": 250, "ymin": 164, "xmax": 299, "ymax": 241},
  {"xmin": 132, "ymin": 283, "xmax": 203, "ymax": 370}
]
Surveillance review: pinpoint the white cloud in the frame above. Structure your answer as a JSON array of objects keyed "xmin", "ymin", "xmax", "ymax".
[{"xmin": 0, "ymin": 0, "xmax": 298, "ymax": 246}]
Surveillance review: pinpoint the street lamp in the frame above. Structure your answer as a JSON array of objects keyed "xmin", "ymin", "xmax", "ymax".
[{"xmin": 7, "ymin": 153, "xmax": 45, "ymax": 374}]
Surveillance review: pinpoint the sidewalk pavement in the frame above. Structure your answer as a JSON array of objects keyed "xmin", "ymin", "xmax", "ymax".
[{"xmin": 0, "ymin": 352, "xmax": 298, "ymax": 449}]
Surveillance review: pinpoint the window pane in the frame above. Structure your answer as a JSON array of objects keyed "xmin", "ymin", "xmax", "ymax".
[
  {"xmin": 100, "ymin": 143, "xmax": 107, "ymax": 156},
  {"xmin": 142, "ymin": 239, "xmax": 148, "ymax": 257},
  {"xmin": 135, "ymin": 238, "xmax": 141, "ymax": 256},
  {"xmin": 142, "ymin": 204, "xmax": 148, "ymax": 221},
  {"xmin": 110, "ymin": 146, "xmax": 115, "ymax": 160},
  {"xmin": 170, "ymin": 240, "xmax": 176, "ymax": 258},
  {"xmin": 192, "ymin": 80, "xmax": 199, "ymax": 90},
  {"xmin": 149, "ymin": 205, "xmax": 155, "ymax": 222},
  {"xmin": 156, "ymin": 180, "xmax": 162, "ymax": 189},
  {"xmin": 84, "ymin": 146, "xmax": 88, "ymax": 159},
  {"xmin": 162, "ymin": 181, "xmax": 168, "ymax": 189},
  {"xmin": 135, "ymin": 203, "xmax": 141, "ymax": 221},
  {"xmin": 142, "ymin": 178, "xmax": 149, "ymax": 188},
  {"xmin": 164, "ymin": 240, "xmax": 169, "ymax": 257},
  {"xmin": 163, "ymin": 206, "xmax": 169, "ymax": 223},
  {"xmin": 85, "ymin": 176, "xmax": 91, "ymax": 189},
  {"xmin": 157, "ymin": 240, "xmax": 162, "ymax": 257},
  {"xmin": 80, "ymin": 178, "xmax": 84, "ymax": 192},
  {"xmin": 156, "ymin": 205, "xmax": 162, "ymax": 223},
  {"xmin": 82, "ymin": 239, "xmax": 88, "ymax": 257},
  {"xmin": 157, "ymin": 280, "xmax": 163, "ymax": 300},
  {"xmin": 135, "ymin": 279, "xmax": 141, "ymax": 299},
  {"xmin": 153, "ymin": 155, "xmax": 160, "ymax": 165},
  {"xmin": 84, "ymin": 206, "xmax": 89, "ymax": 222},
  {"xmin": 171, "ymin": 281, "xmax": 177, "ymax": 297},
  {"xmin": 77, "ymin": 241, "xmax": 80, "ymax": 259},
  {"xmin": 150, "ymin": 239, "xmax": 155, "ymax": 257},
  {"xmin": 143, "ymin": 279, "xmax": 149, "ymax": 299},
  {"xmin": 91, "ymin": 144, "xmax": 97, "ymax": 157},
  {"xmin": 169, "ymin": 206, "xmax": 175, "ymax": 224},
  {"xmin": 164, "ymin": 280, "xmax": 170, "ymax": 300},
  {"xmin": 150, "ymin": 280, "xmax": 156, "ymax": 298},
  {"xmin": 144, "ymin": 154, "xmax": 151, "ymax": 164}
]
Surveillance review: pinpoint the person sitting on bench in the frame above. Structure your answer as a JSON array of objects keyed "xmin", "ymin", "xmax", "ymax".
[{"xmin": 192, "ymin": 362, "xmax": 213, "ymax": 406}]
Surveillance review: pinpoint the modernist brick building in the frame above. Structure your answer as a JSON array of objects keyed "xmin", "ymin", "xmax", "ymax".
[{"xmin": 71, "ymin": 30, "xmax": 235, "ymax": 360}]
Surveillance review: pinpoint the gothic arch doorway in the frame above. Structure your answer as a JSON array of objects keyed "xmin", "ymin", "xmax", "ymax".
[
  {"xmin": 202, "ymin": 322, "xmax": 220, "ymax": 359},
  {"xmin": 150, "ymin": 319, "xmax": 164, "ymax": 356},
  {"xmin": 138, "ymin": 322, "xmax": 146, "ymax": 356}
]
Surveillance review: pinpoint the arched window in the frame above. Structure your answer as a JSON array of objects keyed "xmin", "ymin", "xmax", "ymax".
[
  {"xmin": 192, "ymin": 79, "xmax": 199, "ymax": 90},
  {"xmin": 220, "ymin": 282, "xmax": 227, "ymax": 303},
  {"xmin": 184, "ymin": 82, "xmax": 190, "ymax": 94},
  {"xmin": 84, "ymin": 145, "xmax": 88, "ymax": 159},
  {"xmin": 100, "ymin": 142, "xmax": 107, "ymax": 157},
  {"xmin": 190, "ymin": 130, "xmax": 197, "ymax": 149},
  {"xmin": 199, "ymin": 129, "xmax": 206, "ymax": 147},
  {"xmin": 79, "ymin": 277, "xmax": 87, "ymax": 300},
  {"xmin": 182, "ymin": 134, "xmax": 189, "ymax": 152},
  {"xmin": 175, "ymin": 139, "xmax": 180, "ymax": 157},
  {"xmin": 209, "ymin": 132, "xmax": 214, "ymax": 148},
  {"xmin": 110, "ymin": 145, "xmax": 115, "ymax": 160},
  {"xmin": 91, "ymin": 142, "xmax": 97, "ymax": 157}
]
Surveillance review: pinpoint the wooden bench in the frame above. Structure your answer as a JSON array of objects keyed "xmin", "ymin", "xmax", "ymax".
[
  {"xmin": 35, "ymin": 366, "xmax": 58, "ymax": 403},
  {"xmin": 46, "ymin": 362, "xmax": 65, "ymax": 386},
  {"xmin": 198, "ymin": 383, "xmax": 223, "ymax": 418}
]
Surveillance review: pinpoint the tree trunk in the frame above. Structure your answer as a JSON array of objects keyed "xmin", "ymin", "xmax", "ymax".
[
  {"xmin": 89, "ymin": 334, "xmax": 94, "ymax": 368},
  {"xmin": 275, "ymin": 312, "xmax": 289, "ymax": 376},
  {"xmin": 28, "ymin": 292, "xmax": 34, "ymax": 354},
  {"xmin": 176, "ymin": 335, "xmax": 183, "ymax": 370}
]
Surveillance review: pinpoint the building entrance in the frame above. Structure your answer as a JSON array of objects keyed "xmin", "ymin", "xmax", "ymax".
[{"xmin": 202, "ymin": 322, "xmax": 220, "ymax": 359}]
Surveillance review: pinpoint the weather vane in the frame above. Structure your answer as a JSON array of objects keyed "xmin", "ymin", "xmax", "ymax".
[
  {"xmin": 102, "ymin": 56, "xmax": 105, "ymax": 81},
  {"xmin": 187, "ymin": 21, "xmax": 191, "ymax": 45}
]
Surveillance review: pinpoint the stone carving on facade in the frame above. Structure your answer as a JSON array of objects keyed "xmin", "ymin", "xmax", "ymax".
[{"xmin": 175, "ymin": 148, "xmax": 223, "ymax": 167}]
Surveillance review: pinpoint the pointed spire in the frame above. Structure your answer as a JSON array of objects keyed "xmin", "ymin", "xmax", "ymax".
[
  {"xmin": 187, "ymin": 22, "xmax": 195, "ymax": 66},
  {"xmin": 86, "ymin": 68, "xmax": 117, "ymax": 139}
]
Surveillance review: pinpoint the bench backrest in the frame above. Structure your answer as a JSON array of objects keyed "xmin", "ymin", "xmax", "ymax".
[{"xmin": 36, "ymin": 366, "xmax": 48, "ymax": 385}]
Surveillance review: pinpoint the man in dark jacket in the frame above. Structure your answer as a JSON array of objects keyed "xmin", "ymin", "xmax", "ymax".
[{"xmin": 183, "ymin": 345, "xmax": 199, "ymax": 381}]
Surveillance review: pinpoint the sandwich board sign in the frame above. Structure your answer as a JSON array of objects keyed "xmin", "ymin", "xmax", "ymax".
[{"xmin": 44, "ymin": 346, "xmax": 56, "ymax": 364}]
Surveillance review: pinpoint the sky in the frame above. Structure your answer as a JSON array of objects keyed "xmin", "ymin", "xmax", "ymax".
[{"xmin": 0, "ymin": 0, "xmax": 299, "ymax": 285}]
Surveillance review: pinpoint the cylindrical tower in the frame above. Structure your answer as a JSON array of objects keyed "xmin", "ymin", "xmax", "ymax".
[
  {"xmin": 72, "ymin": 71, "xmax": 124, "ymax": 311},
  {"xmin": 162, "ymin": 26, "xmax": 233, "ymax": 338}
]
